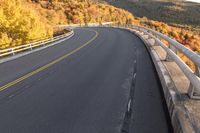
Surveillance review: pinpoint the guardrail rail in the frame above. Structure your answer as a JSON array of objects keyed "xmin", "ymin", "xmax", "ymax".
[
  {"xmin": 114, "ymin": 24, "xmax": 200, "ymax": 99},
  {"xmin": 0, "ymin": 30, "xmax": 74, "ymax": 58}
]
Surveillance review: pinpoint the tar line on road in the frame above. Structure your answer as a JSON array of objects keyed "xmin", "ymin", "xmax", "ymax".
[
  {"xmin": 0, "ymin": 29, "xmax": 98, "ymax": 92},
  {"xmin": 121, "ymin": 59, "xmax": 137, "ymax": 133},
  {"xmin": 120, "ymin": 33, "xmax": 174, "ymax": 133}
]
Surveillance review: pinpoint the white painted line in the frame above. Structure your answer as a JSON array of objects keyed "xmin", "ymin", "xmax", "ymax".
[
  {"xmin": 133, "ymin": 73, "xmax": 136, "ymax": 79},
  {"xmin": 8, "ymin": 94, "xmax": 14, "ymax": 98},
  {"xmin": 127, "ymin": 99, "xmax": 132, "ymax": 112}
]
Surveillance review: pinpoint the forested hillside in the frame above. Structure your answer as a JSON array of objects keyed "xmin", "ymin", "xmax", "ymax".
[
  {"xmin": 105, "ymin": 0, "xmax": 200, "ymax": 30},
  {"xmin": 0, "ymin": 0, "xmax": 134, "ymax": 49},
  {"xmin": 138, "ymin": 18, "xmax": 200, "ymax": 68},
  {"xmin": 0, "ymin": 0, "xmax": 53, "ymax": 49},
  {"xmin": 104, "ymin": 0, "xmax": 200, "ymax": 68}
]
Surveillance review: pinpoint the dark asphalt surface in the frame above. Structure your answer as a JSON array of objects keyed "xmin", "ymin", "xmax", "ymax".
[{"xmin": 0, "ymin": 27, "xmax": 173, "ymax": 133}]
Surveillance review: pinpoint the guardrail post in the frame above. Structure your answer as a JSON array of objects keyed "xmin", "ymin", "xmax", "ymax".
[
  {"xmin": 29, "ymin": 44, "xmax": 32, "ymax": 51},
  {"xmin": 154, "ymin": 38, "xmax": 160, "ymax": 46},
  {"xmin": 147, "ymin": 38, "xmax": 156, "ymax": 46},
  {"xmin": 43, "ymin": 40, "xmax": 46, "ymax": 46},
  {"xmin": 197, "ymin": 53, "xmax": 200, "ymax": 76},
  {"xmin": 170, "ymin": 44, "xmax": 178, "ymax": 54},
  {"xmin": 188, "ymin": 84, "xmax": 200, "ymax": 99},
  {"xmin": 195, "ymin": 65, "xmax": 200, "ymax": 77},
  {"xmin": 11, "ymin": 48, "xmax": 15, "ymax": 55},
  {"xmin": 188, "ymin": 64, "xmax": 200, "ymax": 99},
  {"xmin": 165, "ymin": 44, "xmax": 177, "ymax": 61}
]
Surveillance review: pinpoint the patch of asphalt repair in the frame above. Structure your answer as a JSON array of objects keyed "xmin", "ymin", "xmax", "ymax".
[
  {"xmin": 121, "ymin": 57, "xmax": 137, "ymax": 133},
  {"xmin": 120, "ymin": 31, "xmax": 173, "ymax": 133}
]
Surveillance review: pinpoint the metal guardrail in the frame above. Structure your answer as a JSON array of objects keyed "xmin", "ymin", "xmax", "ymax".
[
  {"xmin": 59, "ymin": 22, "xmax": 114, "ymax": 28},
  {"xmin": 62, "ymin": 23, "xmax": 200, "ymax": 99},
  {"xmin": 0, "ymin": 30, "xmax": 74, "ymax": 58},
  {"xmin": 118, "ymin": 25, "xmax": 200, "ymax": 99},
  {"xmin": 0, "ymin": 22, "xmax": 112, "ymax": 59}
]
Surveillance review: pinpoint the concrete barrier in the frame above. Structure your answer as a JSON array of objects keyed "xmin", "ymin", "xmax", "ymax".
[{"xmin": 126, "ymin": 28, "xmax": 199, "ymax": 133}]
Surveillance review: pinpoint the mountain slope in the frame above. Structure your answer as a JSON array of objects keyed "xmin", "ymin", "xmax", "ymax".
[
  {"xmin": 104, "ymin": 0, "xmax": 200, "ymax": 69},
  {"xmin": 105, "ymin": 0, "xmax": 200, "ymax": 29}
]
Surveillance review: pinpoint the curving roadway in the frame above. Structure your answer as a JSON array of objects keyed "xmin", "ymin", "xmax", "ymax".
[{"xmin": 0, "ymin": 27, "xmax": 173, "ymax": 133}]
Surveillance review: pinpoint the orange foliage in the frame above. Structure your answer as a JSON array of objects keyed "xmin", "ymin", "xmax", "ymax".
[
  {"xmin": 135, "ymin": 18, "xmax": 200, "ymax": 69},
  {"xmin": 138, "ymin": 19, "xmax": 200, "ymax": 53}
]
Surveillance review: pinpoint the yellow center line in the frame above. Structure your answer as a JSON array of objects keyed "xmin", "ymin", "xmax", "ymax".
[{"xmin": 0, "ymin": 29, "xmax": 99, "ymax": 92}]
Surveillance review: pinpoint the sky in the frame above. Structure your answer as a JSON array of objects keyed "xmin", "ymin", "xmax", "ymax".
[{"xmin": 186, "ymin": 0, "xmax": 200, "ymax": 3}]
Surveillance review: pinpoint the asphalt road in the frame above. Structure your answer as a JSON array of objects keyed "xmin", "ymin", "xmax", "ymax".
[{"xmin": 0, "ymin": 27, "xmax": 173, "ymax": 133}]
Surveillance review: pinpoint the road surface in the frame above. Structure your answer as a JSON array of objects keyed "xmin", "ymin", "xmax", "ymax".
[{"xmin": 0, "ymin": 27, "xmax": 173, "ymax": 133}]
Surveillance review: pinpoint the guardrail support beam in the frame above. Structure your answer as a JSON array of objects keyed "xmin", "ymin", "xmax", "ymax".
[
  {"xmin": 11, "ymin": 49, "xmax": 15, "ymax": 56},
  {"xmin": 165, "ymin": 45, "xmax": 177, "ymax": 61},
  {"xmin": 29, "ymin": 44, "xmax": 33, "ymax": 51},
  {"xmin": 189, "ymin": 65, "xmax": 200, "ymax": 99},
  {"xmin": 129, "ymin": 24, "xmax": 200, "ymax": 100},
  {"xmin": 188, "ymin": 84, "xmax": 200, "ymax": 100},
  {"xmin": 195, "ymin": 65, "xmax": 200, "ymax": 77}
]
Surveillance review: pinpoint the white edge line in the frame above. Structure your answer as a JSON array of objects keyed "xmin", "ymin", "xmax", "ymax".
[{"xmin": 127, "ymin": 99, "xmax": 132, "ymax": 112}]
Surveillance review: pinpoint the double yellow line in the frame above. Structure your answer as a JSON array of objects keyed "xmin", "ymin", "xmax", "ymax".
[{"xmin": 0, "ymin": 29, "xmax": 99, "ymax": 92}]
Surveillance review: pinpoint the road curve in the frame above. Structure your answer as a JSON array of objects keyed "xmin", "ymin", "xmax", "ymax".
[{"xmin": 0, "ymin": 27, "xmax": 173, "ymax": 133}]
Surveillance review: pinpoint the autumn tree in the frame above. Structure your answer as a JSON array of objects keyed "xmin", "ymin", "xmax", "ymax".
[{"xmin": 0, "ymin": 0, "xmax": 53, "ymax": 49}]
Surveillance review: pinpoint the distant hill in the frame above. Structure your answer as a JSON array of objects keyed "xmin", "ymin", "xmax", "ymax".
[
  {"xmin": 104, "ymin": 0, "xmax": 200, "ymax": 29},
  {"xmin": 105, "ymin": 0, "xmax": 200, "ymax": 69}
]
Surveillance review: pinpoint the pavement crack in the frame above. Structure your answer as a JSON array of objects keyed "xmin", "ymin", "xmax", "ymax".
[{"xmin": 121, "ymin": 58, "xmax": 137, "ymax": 133}]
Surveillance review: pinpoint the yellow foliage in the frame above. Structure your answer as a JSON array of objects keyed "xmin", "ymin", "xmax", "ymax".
[
  {"xmin": 0, "ymin": 0, "xmax": 53, "ymax": 49},
  {"xmin": 0, "ymin": 0, "xmax": 135, "ymax": 49},
  {"xmin": 35, "ymin": 0, "xmax": 134, "ymax": 25}
]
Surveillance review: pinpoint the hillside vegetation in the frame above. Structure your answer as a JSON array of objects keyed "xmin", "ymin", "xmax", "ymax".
[
  {"xmin": 0, "ymin": 0, "xmax": 53, "ymax": 49},
  {"xmin": 139, "ymin": 19, "xmax": 200, "ymax": 68},
  {"xmin": 0, "ymin": 0, "xmax": 134, "ymax": 49},
  {"xmin": 105, "ymin": 0, "xmax": 200, "ymax": 31},
  {"xmin": 104, "ymin": 0, "xmax": 200, "ymax": 68}
]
